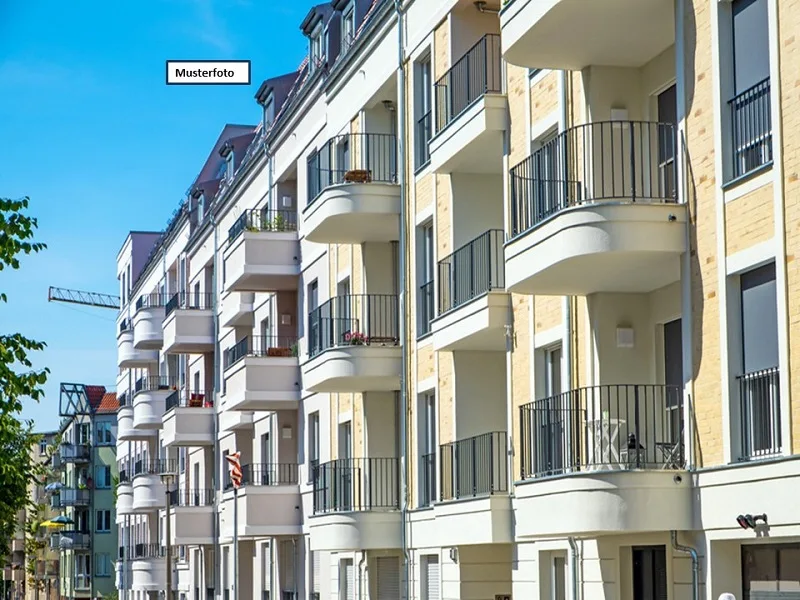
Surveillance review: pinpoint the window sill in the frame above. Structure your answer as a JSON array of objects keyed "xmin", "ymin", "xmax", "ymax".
[{"xmin": 722, "ymin": 160, "xmax": 773, "ymax": 192}]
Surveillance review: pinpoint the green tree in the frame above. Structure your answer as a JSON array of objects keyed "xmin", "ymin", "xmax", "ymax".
[{"xmin": 0, "ymin": 196, "xmax": 48, "ymax": 556}]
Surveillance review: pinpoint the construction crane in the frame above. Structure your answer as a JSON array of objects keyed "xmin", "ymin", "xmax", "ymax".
[{"xmin": 48, "ymin": 286, "xmax": 120, "ymax": 310}]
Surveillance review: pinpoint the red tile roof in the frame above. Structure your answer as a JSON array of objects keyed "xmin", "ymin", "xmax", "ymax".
[
  {"xmin": 96, "ymin": 392, "xmax": 119, "ymax": 413},
  {"xmin": 85, "ymin": 385, "xmax": 106, "ymax": 411}
]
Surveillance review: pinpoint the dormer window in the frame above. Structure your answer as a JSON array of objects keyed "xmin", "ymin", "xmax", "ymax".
[
  {"xmin": 219, "ymin": 141, "xmax": 235, "ymax": 182},
  {"xmin": 264, "ymin": 95, "xmax": 275, "ymax": 129},
  {"xmin": 309, "ymin": 23, "xmax": 324, "ymax": 72},
  {"xmin": 342, "ymin": 2, "xmax": 356, "ymax": 52},
  {"xmin": 196, "ymin": 193, "xmax": 205, "ymax": 224}
]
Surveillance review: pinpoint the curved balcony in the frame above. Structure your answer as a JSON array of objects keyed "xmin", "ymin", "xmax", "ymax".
[
  {"xmin": 303, "ymin": 133, "xmax": 400, "ymax": 244},
  {"xmin": 504, "ymin": 121, "xmax": 685, "ymax": 296},
  {"xmin": 116, "ymin": 481, "xmax": 134, "ymax": 521},
  {"xmin": 132, "ymin": 376, "xmax": 176, "ymax": 429},
  {"xmin": 309, "ymin": 458, "xmax": 401, "ymax": 552},
  {"xmin": 128, "ymin": 544, "xmax": 166, "ymax": 592},
  {"xmin": 161, "ymin": 389, "xmax": 215, "ymax": 447},
  {"xmin": 223, "ymin": 209, "xmax": 300, "ymax": 292},
  {"xmin": 132, "ymin": 293, "xmax": 166, "ymax": 350},
  {"xmin": 117, "ymin": 400, "xmax": 155, "ymax": 442},
  {"xmin": 131, "ymin": 460, "xmax": 175, "ymax": 512},
  {"xmin": 515, "ymin": 383, "xmax": 691, "ymax": 539},
  {"xmin": 223, "ymin": 336, "xmax": 301, "ymax": 411},
  {"xmin": 500, "ymin": 0, "xmax": 675, "ymax": 70},
  {"xmin": 162, "ymin": 292, "xmax": 214, "ymax": 354},
  {"xmin": 118, "ymin": 321, "xmax": 158, "ymax": 368},
  {"xmin": 302, "ymin": 294, "xmax": 401, "ymax": 393}
]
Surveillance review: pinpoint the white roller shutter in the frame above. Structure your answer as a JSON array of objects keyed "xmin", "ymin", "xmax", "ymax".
[
  {"xmin": 424, "ymin": 555, "xmax": 440, "ymax": 600},
  {"xmin": 341, "ymin": 559, "xmax": 355, "ymax": 600},
  {"xmin": 312, "ymin": 551, "xmax": 320, "ymax": 596},
  {"xmin": 377, "ymin": 556, "xmax": 400, "ymax": 600}
]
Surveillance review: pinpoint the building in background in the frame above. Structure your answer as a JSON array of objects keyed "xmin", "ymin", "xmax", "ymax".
[
  {"xmin": 114, "ymin": 0, "xmax": 800, "ymax": 599},
  {"xmin": 52, "ymin": 384, "xmax": 119, "ymax": 600}
]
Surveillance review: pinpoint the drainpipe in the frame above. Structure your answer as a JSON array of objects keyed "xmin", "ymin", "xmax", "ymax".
[
  {"xmin": 671, "ymin": 531, "xmax": 700, "ymax": 600},
  {"xmin": 269, "ymin": 540, "xmax": 274, "ymax": 600},
  {"xmin": 567, "ymin": 537, "xmax": 579, "ymax": 600},
  {"xmin": 394, "ymin": 2, "xmax": 411, "ymax": 600},
  {"xmin": 559, "ymin": 71, "xmax": 574, "ymax": 394},
  {"xmin": 211, "ymin": 213, "xmax": 220, "ymax": 599},
  {"xmin": 358, "ymin": 551, "xmax": 367, "ymax": 600}
]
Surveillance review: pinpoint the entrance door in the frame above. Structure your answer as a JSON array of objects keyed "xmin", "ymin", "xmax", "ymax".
[
  {"xmin": 632, "ymin": 546, "xmax": 667, "ymax": 600},
  {"xmin": 743, "ymin": 544, "xmax": 800, "ymax": 599},
  {"xmin": 535, "ymin": 345, "xmax": 566, "ymax": 475},
  {"xmin": 338, "ymin": 422, "xmax": 353, "ymax": 510}
]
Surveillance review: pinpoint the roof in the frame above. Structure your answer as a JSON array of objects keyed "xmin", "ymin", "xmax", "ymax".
[{"xmin": 96, "ymin": 392, "xmax": 119, "ymax": 414}]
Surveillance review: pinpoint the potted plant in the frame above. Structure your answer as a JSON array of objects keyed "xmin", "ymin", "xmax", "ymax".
[
  {"xmin": 272, "ymin": 212, "xmax": 286, "ymax": 231},
  {"xmin": 344, "ymin": 331, "xmax": 368, "ymax": 346}
]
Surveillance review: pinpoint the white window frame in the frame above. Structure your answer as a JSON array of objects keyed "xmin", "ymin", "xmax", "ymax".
[
  {"xmin": 310, "ymin": 23, "xmax": 324, "ymax": 71},
  {"xmin": 342, "ymin": 1, "xmax": 356, "ymax": 52}
]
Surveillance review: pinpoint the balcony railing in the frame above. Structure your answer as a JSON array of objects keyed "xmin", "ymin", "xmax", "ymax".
[
  {"xmin": 434, "ymin": 34, "xmax": 502, "ymax": 133},
  {"xmin": 165, "ymin": 388, "xmax": 212, "ymax": 411},
  {"xmin": 165, "ymin": 291, "xmax": 214, "ymax": 317},
  {"xmin": 223, "ymin": 335, "xmax": 299, "ymax": 369},
  {"xmin": 74, "ymin": 575, "xmax": 91, "ymax": 590},
  {"xmin": 128, "ymin": 543, "xmax": 166, "ymax": 560},
  {"xmin": 119, "ymin": 319, "xmax": 130, "ymax": 335},
  {"xmin": 119, "ymin": 469, "xmax": 129, "ymax": 483},
  {"xmin": 168, "ymin": 489, "xmax": 214, "ymax": 507},
  {"xmin": 519, "ymin": 384, "xmax": 685, "ymax": 480},
  {"xmin": 308, "ymin": 294, "xmax": 399, "ymax": 358},
  {"xmin": 417, "ymin": 281, "xmax": 434, "ymax": 337},
  {"xmin": 312, "ymin": 457, "xmax": 400, "ymax": 514},
  {"xmin": 60, "ymin": 443, "xmax": 90, "ymax": 462},
  {"xmin": 415, "ymin": 111, "xmax": 432, "ymax": 170},
  {"xmin": 439, "ymin": 431, "xmax": 507, "ymax": 501},
  {"xmin": 437, "ymin": 229, "xmax": 505, "ymax": 315},
  {"xmin": 307, "ymin": 133, "xmax": 398, "ymax": 205},
  {"xmin": 51, "ymin": 488, "xmax": 91, "ymax": 507},
  {"xmin": 135, "ymin": 292, "xmax": 167, "ymax": 311},
  {"xmin": 420, "ymin": 452, "xmax": 436, "ymax": 507},
  {"xmin": 132, "ymin": 459, "xmax": 177, "ymax": 479},
  {"xmin": 737, "ymin": 366, "xmax": 781, "ymax": 460},
  {"xmin": 227, "ymin": 208, "xmax": 299, "ymax": 245},
  {"xmin": 49, "ymin": 531, "xmax": 90, "ymax": 550},
  {"xmin": 224, "ymin": 463, "xmax": 299, "ymax": 490},
  {"xmin": 509, "ymin": 120, "xmax": 678, "ymax": 239},
  {"xmin": 134, "ymin": 375, "xmax": 176, "ymax": 395},
  {"xmin": 118, "ymin": 390, "xmax": 129, "ymax": 407},
  {"xmin": 728, "ymin": 77, "xmax": 772, "ymax": 181}
]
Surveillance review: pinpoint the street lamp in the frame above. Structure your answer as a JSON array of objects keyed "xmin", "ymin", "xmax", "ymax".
[{"xmin": 160, "ymin": 472, "xmax": 176, "ymax": 600}]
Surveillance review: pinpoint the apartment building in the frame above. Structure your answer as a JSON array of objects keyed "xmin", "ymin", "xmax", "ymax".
[
  {"xmin": 51, "ymin": 384, "xmax": 119, "ymax": 600},
  {"xmin": 113, "ymin": 0, "xmax": 800, "ymax": 599}
]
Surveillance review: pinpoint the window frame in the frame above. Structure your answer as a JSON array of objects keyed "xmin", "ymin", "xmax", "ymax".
[{"xmin": 95, "ymin": 509, "xmax": 111, "ymax": 533}]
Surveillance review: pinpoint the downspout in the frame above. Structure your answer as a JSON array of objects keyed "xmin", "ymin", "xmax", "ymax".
[
  {"xmin": 394, "ymin": 3, "xmax": 411, "ymax": 600},
  {"xmin": 269, "ymin": 540, "xmax": 274, "ymax": 600},
  {"xmin": 567, "ymin": 537, "xmax": 579, "ymax": 600},
  {"xmin": 358, "ymin": 551, "xmax": 367, "ymax": 600},
  {"xmin": 211, "ymin": 213, "xmax": 220, "ymax": 599},
  {"xmin": 671, "ymin": 531, "xmax": 700, "ymax": 600},
  {"xmin": 559, "ymin": 71, "xmax": 573, "ymax": 393}
]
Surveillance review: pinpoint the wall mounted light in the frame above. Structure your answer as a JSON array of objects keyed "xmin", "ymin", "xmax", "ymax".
[{"xmin": 736, "ymin": 513, "xmax": 768, "ymax": 530}]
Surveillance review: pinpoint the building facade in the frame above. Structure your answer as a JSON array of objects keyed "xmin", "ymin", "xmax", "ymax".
[{"xmin": 114, "ymin": 0, "xmax": 800, "ymax": 599}]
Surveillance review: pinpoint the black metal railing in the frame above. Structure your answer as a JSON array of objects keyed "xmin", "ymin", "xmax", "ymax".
[
  {"xmin": 52, "ymin": 488, "xmax": 91, "ymax": 507},
  {"xmin": 135, "ymin": 292, "xmax": 167, "ymax": 311},
  {"xmin": 165, "ymin": 389, "xmax": 212, "ymax": 411},
  {"xmin": 119, "ymin": 319, "xmax": 130, "ymax": 335},
  {"xmin": 420, "ymin": 452, "xmax": 436, "ymax": 507},
  {"xmin": 415, "ymin": 111, "xmax": 432, "ymax": 170},
  {"xmin": 417, "ymin": 281, "xmax": 435, "ymax": 337},
  {"xmin": 737, "ymin": 366, "xmax": 781, "ymax": 459},
  {"xmin": 308, "ymin": 294, "xmax": 399, "ymax": 358},
  {"xmin": 437, "ymin": 229, "xmax": 505, "ymax": 315},
  {"xmin": 129, "ymin": 544, "xmax": 165, "ymax": 560},
  {"xmin": 49, "ymin": 531, "xmax": 90, "ymax": 550},
  {"xmin": 165, "ymin": 291, "xmax": 214, "ymax": 317},
  {"xmin": 519, "ymin": 384, "xmax": 685, "ymax": 479},
  {"xmin": 439, "ymin": 431, "xmax": 507, "ymax": 501},
  {"xmin": 227, "ymin": 208, "xmax": 299, "ymax": 245},
  {"xmin": 312, "ymin": 457, "xmax": 400, "ymax": 514},
  {"xmin": 307, "ymin": 133, "xmax": 398, "ymax": 205},
  {"xmin": 118, "ymin": 391, "xmax": 129, "ymax": 407},
  {"xmin": 134, "ymin": 375, "xmax": 176, "ymax": 395},
  {"xmin": 132, "ymin": 459, "xmax": 177, "ymax": 479},
  {"xmin": 224, "ymin": 463, "xmax": 299, "ymax": 489},
  {"xmin": 167, "ymin": 489, "xmax": 214, "ymax": 507},
  {"xmin": 60, "ymin": 443, "xmax": 90, "ymax": 462},
  {"xmin": 223, "ymin": 335, "xmax": 299, "ymax": 369},
  {"xmin": 118, "ymin": 468, "xmax": 129, "ymax": 483},
  {"xmin": 434, "ymin": 34, "xmax": 502, "ymax": 133},
  {"xmin": 728, "ymin": 77, "xmax": 772, "ymax": 180},
  {"xmin": 509, "ymin": 120, "xmax": 678, "ymax": 238}
]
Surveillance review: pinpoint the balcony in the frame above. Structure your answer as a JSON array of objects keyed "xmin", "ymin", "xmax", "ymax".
[
  {"xmin": 117, "ymin": 394, "xmax": 156, "ymax": 441},
  {"xmin": 515, "ymin": 383, "xmax": 691, "ymax": 539},
  {"xmin": 505, "ymin": 121, "xmax": 685, "ymax": 296},
  {"xmin": 500, "ymin": 0, "xmax": 675, "ymax": 70},
  {"xmin": 430, "ymin": 229, "xmax": 508, "ymax": 351},
  {"xmin": 51, "ymin": 488, "xmax": 90, "ymax": 508},
  {"xmin": 132, "ymin": 293, "xmax": 166, "ymax": 350},
  {"xmin": 736, "ymin": 366, "xmax": 781, "ymax": 460},
  {"xmin": 131, "ymin": 459, "xmax": 175, "ymax": 512},
  {"xmin": 163, "ymin": 489, "xmax": 215, "ymax": 545},
  {"xmin": 161, "ymin": 389, "xmax": 215, "ymax": 447},
  {"xmin": 223, "ymin": 336, "xmax": 300, "ymax": 411},
  {"xmin": 310, "ymin": 458, "xmax": 401, "ymax": 552},
  {"xmin": 118, "ymin": 320, "xmax": 158, "ymax": 368},
  {"xmin": 223, "ymin": 208, "xmax": 300, "ymax": 292},
  {"xmin": 220, "ymin": 464, "xmax": 301, "ymax": 539},
  {"xmin": 59, "ymin": 443, "xmax": 90, "ymax": 463},
  {"xmin": 219, "ymin": 409, "xmax": 254, "ymax": 432},
  {"xmin": 132, "ymin": 376, "xmax": 176, "ymax": 429},
  {"xmin": 428, "ymin": 34, "xmax": 506, "ymax": 174},
  {"xmin": 49, "ymin": 531, "xmax": 91, "ymax": 550},
  {"xmin": 129, "ymin": 544, "xmax": 167, "ymax": 592},
  {"xmin": 116, "ymin": 480, "xmax": 134, "ymax": 520},
  {"xmin": 220, "ymin": 291, "xmax": 255, "ymax": 328},
  {"xmin": 303, "ymin": 294, "xmax": 401, "ymax": 393},
  {"xmin": 304, "ymin": 133, "xmax": 400, "ymax": 244},
  {"xmin": 162, "ymin": 292, "xmax": 215, "ymax": 354}
]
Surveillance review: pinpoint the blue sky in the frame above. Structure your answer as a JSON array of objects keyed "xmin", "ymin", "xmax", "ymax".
[{"xmin": 0, "ymin": 0, "xmax": 315, "ymax": 430}]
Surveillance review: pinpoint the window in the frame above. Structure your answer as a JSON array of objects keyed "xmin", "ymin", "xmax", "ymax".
[
  {"xmin": 96, "ymin": 422, "xmax": 113, "ymax": 445},
  {"xmin": 417, "ymin": 221, "xmax": 435, "ymax": 337},
  {"xmin": 196, "ymin": 193, "xmax": 205, "ymax": 224},
  {"xmin": 95, "ymin": 510, "xmax": 111, "ymax": 533},
  {"xmin": 75, "ymin": 554, "xmax": 91, "ymax": 589},
  {"xmin": 95, "ymin": 465, "xmax": 112, "ymax": 489},
  {"xmin": 422, "ymin": 556, "xmax": 439, "ymax": 600},
  {"xmin": 632, "ymin": 546, "xmax": 667, "ymax": 600},
  {"xmin": 226, "ymin": 153, "xmax": 234, "ymax": 181},
  {"xmin": 342, "ymin": 2, "xmax": 356, "ymax": 53},
  {"xmin": 551, "ymin": 555, "xmax": 567, "ymax": 600},
  {"xmin": 419, "ymin": 392, "xmax": 436, "ymax": 506},
  {"xmin": 264, "ymin": 96, "xmax": 276, "ymax": 129},
  {"xmin": 39, "ymin": 440, "xmax": 48, "ymax": 456},
  {"xmin": 180, "ymin": 448, "xmax": 186, "ymax": 473},
  {"xmin": 309, "ymin": 548, "xmax": 320, "ymax": 600},
  {"xmin": 529, "ymin": 68, "xmax": 542, "ymax": 78},
  {"xmin": 529, "ymin": 129, "xmax": 562, "ymax": 222},
  {"xmin": 742, "ymin": 543, "xmax": 800, "ymax": 596},
  {"xmin": 339, "ymin": 559, "xmax": 354, "ymax": 600},
  {"xmin": 414, "ymin": 54, "xmax": 433, "ymax": 170},
  {"xmin": 95, "ymin": 553, "xmax": 111, "ymax": 577},
  {"xmin": 76, "ymin": 423, "xmax": 90, "ymax": 445},
  {"xmin": 309, "ymin": 25, "xmax": 324, "ymax": 72},
  {"xmin": 261, "ymin": 317, "xmax": 270, "ymax": 341},
  {"xmin": 308, "ymin": 412, "xmax": 320, "ymax": 482}
]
